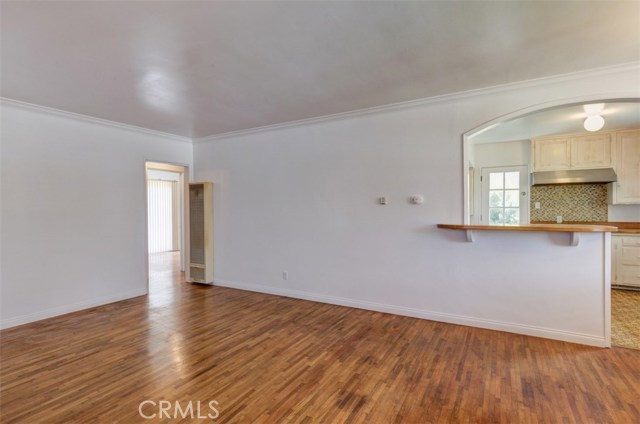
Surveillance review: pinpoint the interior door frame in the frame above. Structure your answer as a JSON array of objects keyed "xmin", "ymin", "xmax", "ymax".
[{"xmin": 144, "ymin": 161, "xmax": 190, "ymax": 289}]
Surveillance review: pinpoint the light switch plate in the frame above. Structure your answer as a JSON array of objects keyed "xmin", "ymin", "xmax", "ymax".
[{"xmin": 410, "ymin": 195, "xmax": 424, "ymax": 205}]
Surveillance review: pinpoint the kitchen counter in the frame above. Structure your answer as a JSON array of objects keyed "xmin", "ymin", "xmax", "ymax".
[
  {"xmin": 438, "ymin": 223, "xmax": 618, "ymax": 232},
  {"xmin": 437, "ymin": 223, "xmax": 617, "ymax": 246},
  {"xmin": 531, "ymin": 221, "xmax": 640, "ymax": 234},
  {"xmin": 436, "ymin": 223, "xmax": 614, "ymax": 346},
  {"xmin": 609, "ymin": 229, "xmax": 640, "ymax": 234}
]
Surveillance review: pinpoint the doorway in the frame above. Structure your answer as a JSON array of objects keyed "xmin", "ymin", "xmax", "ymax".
[
  {"xmin": 145, "ymin": 162, "xmax": 188, "ymax": 291},
  {"xmin": 480, "ymin": 165, "xmax": 529, "ymax": 225}
]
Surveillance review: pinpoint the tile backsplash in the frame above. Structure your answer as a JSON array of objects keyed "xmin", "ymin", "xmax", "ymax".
[{"xmin": 530, "ymin": 184, "xmax": 608, "ymax": 222}]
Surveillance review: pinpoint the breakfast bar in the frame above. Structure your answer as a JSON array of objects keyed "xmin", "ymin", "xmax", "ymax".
[
  {"xmin": 437, "ymin": 223, "xmax": 618, "ymax": 246},
  {"xmin": 434, "ymin": 223, "xmax": 617, "ymax": 347}
]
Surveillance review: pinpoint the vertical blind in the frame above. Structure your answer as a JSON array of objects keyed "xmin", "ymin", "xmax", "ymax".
[{"xmin": 147, "ymin": 179, "xmax": 180, "ymax": 253}]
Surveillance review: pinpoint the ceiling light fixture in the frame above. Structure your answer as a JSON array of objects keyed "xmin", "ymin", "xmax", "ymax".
[
  {"xmin": 583, "ymin": 103, "xmax": 605, "ymax": 132},
  {"xmin": 584, "ymin": 115, "xmax": 605, "ymax": 132}
]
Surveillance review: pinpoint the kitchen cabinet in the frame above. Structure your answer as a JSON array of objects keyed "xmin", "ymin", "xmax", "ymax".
[
  {"xmin": 570, "ymin": 133, "xmax": 613, "ymax": 169},
  {"xmin": 609, "ymin": 129, "xmax": 640, "ymax": 204},
  {"xmin": 612, "ymin": 234, "xmax": 640, "ymax": 288},
  {"xmin": 532, "ymin": 133, "xmax": 612, "ymax": 172},
  {"xmin": 532, "ymin": 136, "xmax": 571, "ymax": 171}
]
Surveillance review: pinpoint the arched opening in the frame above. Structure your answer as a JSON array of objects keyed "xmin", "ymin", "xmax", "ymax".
[
  {"xmin": 462, "ymin": 96, "xmax": 640, "ymax": 225},
  {"xmin": 461, "ymin": 96, "xmax": 640, "ymax": 350}
]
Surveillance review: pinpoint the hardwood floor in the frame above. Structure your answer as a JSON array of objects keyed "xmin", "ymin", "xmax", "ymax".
[{"xmin": 1, "ymin": 252, "xmax": 639, "ymax": 423}]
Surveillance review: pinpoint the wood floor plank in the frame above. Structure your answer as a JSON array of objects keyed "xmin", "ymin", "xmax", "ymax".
[{"xmin": 1, "ymin": 252, "xmax": 639, "ymax": 423}]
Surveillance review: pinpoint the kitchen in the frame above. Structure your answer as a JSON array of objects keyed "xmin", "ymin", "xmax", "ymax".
[{"xmin": 467, "ymin": 100, "xmax": 640, "ymax": 349}]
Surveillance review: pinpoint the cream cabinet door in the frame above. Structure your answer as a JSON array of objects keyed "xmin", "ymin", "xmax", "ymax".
[
  {"xmin": 610, "ymin": 129, "xmax": 640, "ymax": 204},
  {"xmin": 612, "ymin": 235, "xmax": 621, "ymax": 285},
  {"xmin": 570, "ymin": 133, "xmax": 613, "ymax": 169},
  {"xmin": 532, "ymin": 137, "xmax": 571, "ymax": 171},
  {"xmin": 612, "ymin": 234, "xmax": 640, "ymax": 287}
]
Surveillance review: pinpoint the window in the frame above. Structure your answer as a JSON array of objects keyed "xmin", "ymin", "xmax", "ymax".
[
  {"xmin": 481, "ymin": 166, "xmax": 529, "ymax": 226},
  {"xmin": 147, "ymin": 179, "xmax": 180, "ymax": 253}
]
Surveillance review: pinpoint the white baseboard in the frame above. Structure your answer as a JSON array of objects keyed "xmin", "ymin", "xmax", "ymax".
[
  {"xmin": 0, "ymin": 289, "xmax": 148, "ymax": 330},
  {"xmin": 215, "ymin": 280, "xmax": 607, "ymax": 347}
]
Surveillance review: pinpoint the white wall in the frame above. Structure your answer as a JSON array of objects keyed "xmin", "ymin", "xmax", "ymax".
[
  {"xmin": 194, "ymin": 64, "xmax": 639, "ymax": 346},
  {"xmin": 469, "ymin": 140, "xmax": 531, "ymax": 224},
  {"xmin": 0, "ymin": 101, "xmax": 193, "ymax": 328},
  {"xmin": 473, "ymin": 140, "xmax": 531, "ymax": 167}
]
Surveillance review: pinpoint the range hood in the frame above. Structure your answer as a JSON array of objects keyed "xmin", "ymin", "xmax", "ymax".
[{"xmin": 531, "ymin": 168, "xmax": 617, "ymax": 186}]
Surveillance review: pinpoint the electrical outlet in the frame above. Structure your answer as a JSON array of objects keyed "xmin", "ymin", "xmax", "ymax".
[
  {"xmin": 282, "ymin": 271, "xmax": 288, "ymax": 281},
  {"xmin": 534, "ymin": 202, "xmax": 541, "ymax": 209}
]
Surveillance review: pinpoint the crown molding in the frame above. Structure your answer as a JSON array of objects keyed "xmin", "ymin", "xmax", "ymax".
[
  {"xmin": 194, "ymin": 61, "xmax": 640, "ymax": 144},
  {"xmin": 3, "ymin": 61, "xmax": 638, "ymax": 145},
  {"xmin": 0, "ymin": 97, "xmax": 192, "ymax": 144}
]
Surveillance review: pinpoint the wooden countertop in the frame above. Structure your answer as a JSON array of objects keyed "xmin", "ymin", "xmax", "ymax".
[
  {"xmin": 531, "ymin": 221, "xmax": 639, "ymax": 234},
  {"xmin": 437, "ymin": 223, "xmax": 618, "ymax": 246},
  {"xmin": 437, "ymin": 224, "xmax": 618, "ymax": 233}
]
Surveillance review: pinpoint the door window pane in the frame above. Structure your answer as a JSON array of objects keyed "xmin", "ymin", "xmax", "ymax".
[
  {"xmin": 489, "ymin": 190, "xmax": 504, "ymax": 207},
  {"xmin": 504, "ymin": 190, "xmax": 520, "ymax": 207},
  {"xmin": 489, "ymin": 208, "xmax": 503, "ymax": 225},
  {"xmin": 489, "ymin": 173, "xmax": 504, "ymax": 189},
  {"xmin": 504, "ymin": 172, "xmax": 520, "ymax": 189},
  {"xmin": 504, "ymin": 208, "xmax": 520, "ymax": 225}
]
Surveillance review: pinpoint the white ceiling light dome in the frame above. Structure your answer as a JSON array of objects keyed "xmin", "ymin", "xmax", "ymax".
[
  {"xmin": 583, "ymin": 103, "xmax": 605, "ymax": 132},
  {"xmin": 584, "ymin": 115, "xmax": 605, "ymax": 132}
]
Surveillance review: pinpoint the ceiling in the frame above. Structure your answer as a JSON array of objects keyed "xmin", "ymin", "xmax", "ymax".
[
  {"xmin": 471, "ymin": 101, "xmax": 640, "ymax": 144},
  {"xmin": 2, "ymin": 1, "xmax": 639, "ymax": 139}
]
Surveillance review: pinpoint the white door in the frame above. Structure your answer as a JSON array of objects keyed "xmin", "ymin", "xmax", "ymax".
[{"xmin": 481, "ymin": 166, "xmax": 529, "ymax": 225}]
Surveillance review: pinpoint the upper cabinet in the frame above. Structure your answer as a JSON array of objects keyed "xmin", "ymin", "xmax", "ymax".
[
  {"xmin": 532, "ymin": 129, "xmax": 639, "ymax": 205},
  {"xmin": 532, "ymin": 133, "xmax": 612, "ymax": 172},
  {"xmin": 609, "ymin": 129, "xmax": 640, "ymax": 204},
  {"xmin": 532, "ymin": 136, "xmax": 571, "ymax": 171},
  {"xmin": 570, "ymin": 133, "xmax": 613, "ymax": 169}
]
